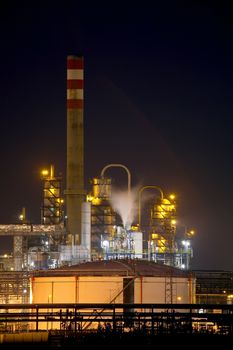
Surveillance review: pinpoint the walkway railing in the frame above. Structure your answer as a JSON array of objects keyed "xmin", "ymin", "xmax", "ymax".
[{"xmin": 0, "ymin": 303, "xmax": 233, "ymax": 335}]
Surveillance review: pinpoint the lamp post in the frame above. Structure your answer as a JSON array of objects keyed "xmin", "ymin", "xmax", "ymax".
[{"xmin": 180, "ymin": 227, "xmax": 195, "ymax": 269}]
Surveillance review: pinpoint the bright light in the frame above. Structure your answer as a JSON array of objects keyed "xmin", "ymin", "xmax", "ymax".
[
  {"xmin": 92, "ymin": 197, "xmax": 101, "ymax": 205},
  {"xmin": 86, "ymin": 194, "xmax": 94, "ymax": 202},
  {"xmin": 169, "ymin": 194, "xmax": 175, "ymax": 200},
  {"xmin": 186, "ymin": 229, "xmax": 195, "ymax": 238},
  {"xmin": 182, "ymin": 240, "xmax": 190, "ymax": 247},
  {"xmin": 102, "ymin": 240, "xmax": 109, "ymax": 249},
  {"xmin": 41, "ymin": 169, "xmax": 49, "ymax": 177}
]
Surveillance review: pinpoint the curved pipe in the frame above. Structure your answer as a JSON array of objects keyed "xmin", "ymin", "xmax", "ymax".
[
  {"xmin": 100, "ymin": 163, "xmax": 131, "ymax": 195},
  {"xmin": 138, "ymin": 185, "xmax": 164, "ymax": 228}
]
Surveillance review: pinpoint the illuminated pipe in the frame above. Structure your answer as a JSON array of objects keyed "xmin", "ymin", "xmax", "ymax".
[{"xmin": 50, "ymin": 164, "xmax": 54, "ymax": 179}]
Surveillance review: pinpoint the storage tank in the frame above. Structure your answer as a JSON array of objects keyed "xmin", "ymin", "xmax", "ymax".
[{"xmin": 31, "ymin": 259, "xmax": 195, "ymax": 305}]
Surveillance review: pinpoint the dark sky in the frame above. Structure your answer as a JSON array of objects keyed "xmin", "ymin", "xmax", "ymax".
[{"xmin": 0, "ymin": 1, "xmax": 232, "ymax": 270}]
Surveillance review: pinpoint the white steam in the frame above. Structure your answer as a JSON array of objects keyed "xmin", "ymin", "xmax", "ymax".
[{"xmin": 110, "ymin": 186, "xmax": 139, "ymax": 230}]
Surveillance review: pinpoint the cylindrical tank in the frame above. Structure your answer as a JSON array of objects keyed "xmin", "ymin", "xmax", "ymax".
[
  {"xmin": 31, "ymin": 260, "xmax": 196, "ymax": 307},
  {"xmin": 81, "ymin": 202, "xmax": 91, "ymax": 257}
]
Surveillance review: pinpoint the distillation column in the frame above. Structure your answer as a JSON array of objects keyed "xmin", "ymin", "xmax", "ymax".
[{"xmin": 65, "ymin": 55, "xmax": 85, "ymax": 245}]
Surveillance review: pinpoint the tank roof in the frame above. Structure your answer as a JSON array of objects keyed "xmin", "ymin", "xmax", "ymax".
[{"xmin": 32, "ymin": 259, "xmax": 193, "ymax": 278}]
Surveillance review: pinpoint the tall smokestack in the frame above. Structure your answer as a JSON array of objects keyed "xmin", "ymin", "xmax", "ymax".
[{"xmin": 65, "ymin": 55, "xmax": 85, "ymax": 245}]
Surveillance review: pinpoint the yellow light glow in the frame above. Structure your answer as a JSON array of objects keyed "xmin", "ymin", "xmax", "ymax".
[
  {"xmin": 86, "ymin": 194, "xmax": 94, "ymax": 202},
  {"xmin": 177, "ymin": 296, "xmax": 182, "ymax": 301},
  {"xmin": 92, "ymin": 197, "xmax": 101, "ymax": 205},
  {"xmin": 171, "ymin": 220, "xmax": 176, "ymax": 225},
  {"xmin": 187, "ymin": 229, "xmax": 195, "ymax": 238},
  {"xmin": 169, "ymin": 194, "xmax": 175, "ymax": 200},
  {"xmin": 41, "ymin": 169, "xmax": 49, "ymax": 177}
]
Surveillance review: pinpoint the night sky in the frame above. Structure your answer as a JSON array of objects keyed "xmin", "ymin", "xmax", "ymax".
[{"xmin": 0, "ymin": 1, "xmax": 233, "ymax": 270}]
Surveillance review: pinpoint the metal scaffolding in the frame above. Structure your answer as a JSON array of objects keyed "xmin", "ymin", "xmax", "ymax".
[
  {"xmin": 0, "ymin": 224, "xmax": 65, "ymax": 303},
  {"xmin": 40, "ymin": 165, "xmax": 64, "ymax": 225}
]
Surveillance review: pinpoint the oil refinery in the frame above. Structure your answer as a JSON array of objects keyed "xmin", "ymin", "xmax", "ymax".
[
  {"xmin": 0, "ymin": 56, "xmax": 199, "ymax": 313},
  {"xmin": 1, "ymin": 55, "xmax": 233, "ymax": 347},
  {"xmin": 0, "ymin": 55, "xmax": 196, "ymax": 306}
]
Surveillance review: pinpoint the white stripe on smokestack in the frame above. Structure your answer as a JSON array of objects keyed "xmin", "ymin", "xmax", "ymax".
[
  {"xmin": 67, "ymin": 69, "xmax": 83, "ymax": 80},
  {"xmin": 67, "ymin": 89, "xmax": 84, "ymax": 100},
  {"xmin": 65, "ymin": 55, "xmax": 86, "ymax": 246}
]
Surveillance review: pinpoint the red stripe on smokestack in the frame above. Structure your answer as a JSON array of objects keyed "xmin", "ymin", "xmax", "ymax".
[
  {"xmin": 67, "ymin": 56, "xmax": 83, "ymax": 111},
  {"xmin": 67, "ymin": 58, "xmax": 84, "ymax": 69},
  {"xmin": 67, "ymin": 80, "xmax": 83, "ymax": 89},
  {"xmin": 67, "ymin": 100, "xmax": 84, "ymax": 109}
]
